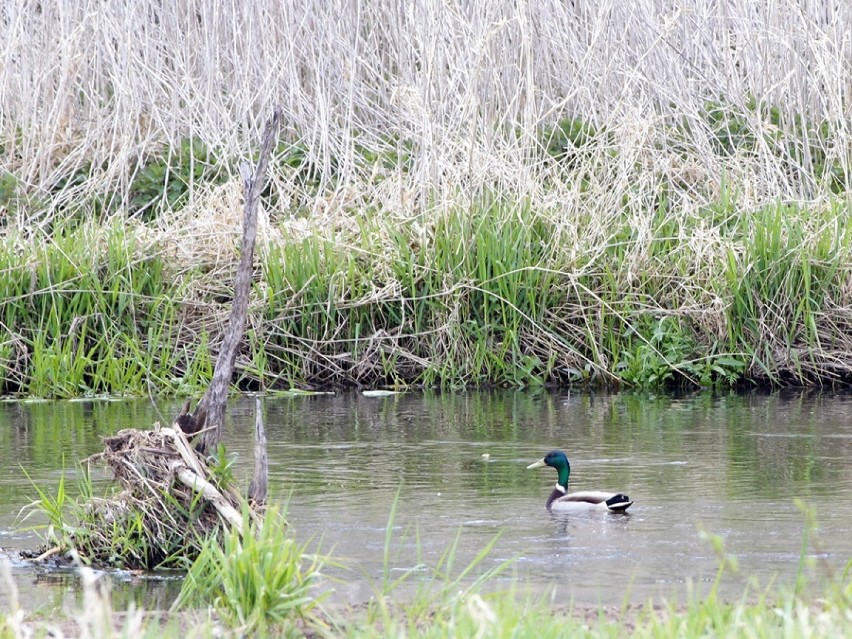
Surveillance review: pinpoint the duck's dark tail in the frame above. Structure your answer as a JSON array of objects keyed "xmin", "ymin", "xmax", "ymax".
[{"xmin": 605, "ymin": 494, "xmax": 633, "ymax": 512}]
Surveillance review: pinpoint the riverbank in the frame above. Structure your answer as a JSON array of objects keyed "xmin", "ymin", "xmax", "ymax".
[
  {"xmin": 2, "ymin": 0, "xmax": 850, "ymax": 397},
  {"xmin": 4, "ymin": 571, "xmax": 851, "ymax": 638},
  {"xmin": 1, "ymin": 191, "xmax": 850, "ymax": 397}
]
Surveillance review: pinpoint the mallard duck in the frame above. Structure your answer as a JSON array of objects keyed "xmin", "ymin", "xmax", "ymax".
[{"xmin": 527, "ymin": 450, "xmax": 633, "ymax": 512}]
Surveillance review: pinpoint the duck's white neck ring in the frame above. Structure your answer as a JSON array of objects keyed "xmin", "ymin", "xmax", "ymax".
[{"xmin": 554, "ymin": 483, "xmax": 566, "ymax": 494}]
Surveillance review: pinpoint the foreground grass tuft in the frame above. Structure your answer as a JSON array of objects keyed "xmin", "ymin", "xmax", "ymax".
[
  {"xmin": 172, "ymin": 506, "xmax": 323, "ymax": 636},
  {"xmin": 4, "ymin": 563, "xmax": 852, "ymax": 638}
]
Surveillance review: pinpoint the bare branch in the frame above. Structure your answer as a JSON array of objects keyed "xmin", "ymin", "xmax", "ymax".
[{"xmin": 185, "ymin": 110, "xmax": 282, "ymax": 453}]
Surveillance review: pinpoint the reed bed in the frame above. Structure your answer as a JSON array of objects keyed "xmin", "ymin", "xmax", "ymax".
[{"xmin": 1, "ymin": 0, "xmax": 851, "ymax": 394}]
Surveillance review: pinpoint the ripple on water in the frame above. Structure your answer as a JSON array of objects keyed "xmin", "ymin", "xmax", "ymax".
[{"xmin": 1, "ymin": 390, "xmax": 852, "ymax": 609}]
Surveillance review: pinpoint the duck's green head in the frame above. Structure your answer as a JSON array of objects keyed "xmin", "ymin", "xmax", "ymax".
[{"xmin": 527, "ymin": 450, "xmax": 571, "ymax": 489}]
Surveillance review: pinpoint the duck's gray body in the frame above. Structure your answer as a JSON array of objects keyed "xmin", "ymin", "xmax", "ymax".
[{"xmin": 528, "ymin": 451, "xmax": 633, "ymax": 513}]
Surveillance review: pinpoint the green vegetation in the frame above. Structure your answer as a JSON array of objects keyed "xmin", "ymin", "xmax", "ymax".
[
  {"xmin": 1, "ymin": 189, "xmax": 850, "ymax": 395},
  {"xmin": 4, "ymin": 578, "xmax": 852, "ymax": 638},
  {"xmin": 4, "ymin": 498, "xmax": 851, "ymax": 638},
  {"xmin": 2, "ymin": 0, "xmax": 850, "ymax": 396},
  {"xmin": 173, "ymin": 506, "xmax": 323, "ymax": 635},
  {"xmin": 20, "ymin": 461, "xmax": 181, "ymax": 569},
  {"xmin": 18, "ymin": 430, "xmax": 255, "ymax": 570},
  {"xmin": 3, "ymin": 1, "xmax": 851, "ymax": 635},
  {"xmin": 0, "ymin": 221, "xmax": 213, "ymax": 397},
  {"xmin": 3, "ymin": 578, "xmax": 851, "ymax": 638}
]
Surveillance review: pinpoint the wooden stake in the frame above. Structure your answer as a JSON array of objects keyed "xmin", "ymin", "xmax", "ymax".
[{"xmin": 248, "ymin": 398, "xmax": 268, "ymax": 506}]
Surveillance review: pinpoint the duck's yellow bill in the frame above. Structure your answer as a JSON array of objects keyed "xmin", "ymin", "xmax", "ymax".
[{"xmin": 526, "ymin": 459, "xmax": 546, "ymax": 469}]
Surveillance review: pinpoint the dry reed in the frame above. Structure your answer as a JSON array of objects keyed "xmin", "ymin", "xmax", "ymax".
[
  {"xmin": 1, "ymin": 0, "xmax": 848, "ymax": 220},
  {"xmin": 1, "ymin": 1, "xmax": 851, "ymax": 389}
]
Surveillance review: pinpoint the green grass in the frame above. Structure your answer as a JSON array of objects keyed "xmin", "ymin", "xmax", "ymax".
[
  {"xmin": 5, "ymin": 501, "xmax": 852, "ymax": 638},
  {"xmin": 172, "ymin": 505, "xmax": 323, "ymax": 636},
  {"xmin": 3, "ymin": 580, "xmax": 851, "ymax": 638},
  {"xmin": 365, "ymin": 489, "xmax": 514, "ymax": 627},
  {"xmin": 723, "ymin": 201, "xmax": 852, "ymax": 382},
  {"xmin": 0, "ymin": 220, "xmax": 214, "ymax": 397},
  {"xmin": 2, "ymin": 191, "xmax": 852, "ymax": 395}
]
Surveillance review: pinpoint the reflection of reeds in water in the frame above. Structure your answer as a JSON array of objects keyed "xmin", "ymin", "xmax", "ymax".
[{"xmin": 1, "ymin": 1, "xmax": 851, "ymax": 394}]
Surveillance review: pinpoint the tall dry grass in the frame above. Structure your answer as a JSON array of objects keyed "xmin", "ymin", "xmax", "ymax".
[
  {"xmin": 1, "ymin": 1, "xmax": 851, "ymax": 391},
  {"xmin": 1, "ymin": 0, "xmax": 849, "ymax": 222}
]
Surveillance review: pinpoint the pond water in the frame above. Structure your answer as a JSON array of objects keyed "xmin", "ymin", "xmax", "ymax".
[{"xmin": 1, "ymin": 390, "xmax": 851, "ymax": 614}]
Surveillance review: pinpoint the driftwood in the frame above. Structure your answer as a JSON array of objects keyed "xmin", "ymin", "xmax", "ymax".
[
  {"xmin": 178, "ymin": 110, "xmax": 282, "ymax": 455},
  {"xmin": 27, "ymin": 407, "xmax": 268, "ymax": 568},
  {"xmin": 24, "ymin": 426, "xmax": 255, "ymax": 568},
  {"xmin": 98, "ymin": 426, "xmax": 247, "ymax": 530}
]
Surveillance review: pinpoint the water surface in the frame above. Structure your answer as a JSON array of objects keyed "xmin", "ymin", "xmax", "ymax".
[{"xmin": 1, "ymin": 390, "xmax": 850, "ymax": 612}]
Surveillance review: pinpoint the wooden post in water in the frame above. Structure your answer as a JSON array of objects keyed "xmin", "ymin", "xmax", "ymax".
[
  {"xmin": 248, "ymin": 398, "xmax": 268, "ymax": 506},
  {"xmin": 174, "ymin": 110, "xmax": 281, "ymax": 455}
]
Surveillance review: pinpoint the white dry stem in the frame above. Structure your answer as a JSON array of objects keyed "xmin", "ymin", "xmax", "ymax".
[
  {"xmin": 0, "ymin": 0, "xmax": 848, "ymax": 228},
  {"xmin": 78, "ymin": 566, "xmax": 114, "ymax": 639},
  {"xmin": 162, "ymin": 426, "xmax": 245, "ymax": 529},
  {"xmin": 0, "ymin": 559, "xmax": 29, "ymax": 639},
  {"xmin": 466, "ymin": 593, "xmax": 497, "ymax": 639},
  {"xmin": 1, "ymin": 1, "xmax": 851, "ymax": 385},
  {"xmin": 74, "ymin": 564, "xmax": 146, "ymax": 639}
]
